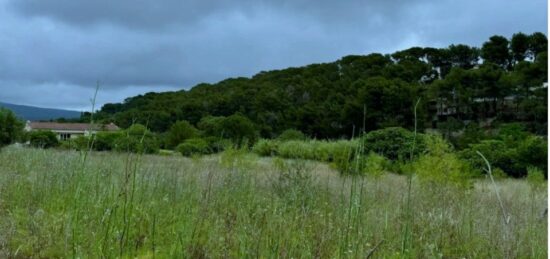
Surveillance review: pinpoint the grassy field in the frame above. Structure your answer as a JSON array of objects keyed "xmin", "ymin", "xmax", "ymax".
[{"xmin": 0, "ymin": 147, "xmax": 546, "ymax": 258}]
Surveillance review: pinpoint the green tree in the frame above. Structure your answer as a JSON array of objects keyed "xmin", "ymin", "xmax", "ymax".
[
  {"xmin": 277, "ymin": 129, "xmax": 306, "ymax": 141},
  {"xmin": 510, "ymin": 32, "xmax": 530, "ymax": 63},
  {"xmin": 114, "ymin": 124, "xmax": 159, "ymax": 154},
  {"xmin": 0, "ymin": 108, "xmax": 23, "ymax": 148},
  {"xmin": 166, "ymin": 120, "xmax": 199, "ymax": 149},
  {"xmin": 220, "ymin": 113, "xmax": 258, "ymax": 146},
  {"xmin": 447, "ymin": 44, "xmax": 479, "ymax": 69},
  {"xmin": 481, "ymin": 35, "xmax": 511, "ymax": 69},
  {"xmin": 528, "ymin": 32, "xmax": 548, "ymax": 60}
]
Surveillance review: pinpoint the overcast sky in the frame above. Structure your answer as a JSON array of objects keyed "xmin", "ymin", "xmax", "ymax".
[{"xmin": 0, "ymin": 0, "xmax": 546, "ymax": 111}]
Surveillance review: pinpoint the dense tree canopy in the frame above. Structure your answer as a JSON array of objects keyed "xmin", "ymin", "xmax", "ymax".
[
  {"xmin": 0, "ymin": 108, "xmax": 23, "ymax": 148},
  {"xmin": 88, "ymin": 32, "xmax": 547, "ymax": 139}
]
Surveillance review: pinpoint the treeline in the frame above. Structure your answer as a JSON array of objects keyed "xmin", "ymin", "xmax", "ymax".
[{"xmin": 87, "ymin": 32, "xmax": 547, "ymax": 139}]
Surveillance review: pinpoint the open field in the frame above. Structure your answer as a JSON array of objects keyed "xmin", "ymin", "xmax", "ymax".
[{"xmin": 0, "ymin": 147, "xmax": 546, "ymax": 258}]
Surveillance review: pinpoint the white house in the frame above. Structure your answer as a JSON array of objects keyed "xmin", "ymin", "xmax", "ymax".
[{"xmin": 25, "ymin": 121, "xmax": 120, "ymax": 140}]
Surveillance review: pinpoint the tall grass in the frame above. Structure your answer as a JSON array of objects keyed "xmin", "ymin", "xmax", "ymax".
[{"xmin": 0, "ymin": 147, "xmax": 546, "ymax": 258}]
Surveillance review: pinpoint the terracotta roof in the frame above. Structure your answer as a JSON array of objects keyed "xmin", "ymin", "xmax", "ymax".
[{"xmin": 27, "ymin": 122, "xmax": 120, "ymax": 131}]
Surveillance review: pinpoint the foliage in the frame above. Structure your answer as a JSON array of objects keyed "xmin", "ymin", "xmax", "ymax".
[
  {"xmin": 363, "ymin": 152, "xmax": 388, "ymax": 178},
  {"xmin": 199, "ymin": 114, "xmax": 258, "ymax": 147},
  {"xmin": 165, "ymin": 120, "xmax": 199, "ymax": 149},
  {"xmin": 413, "ymin": 135, "xmax": 474, "ymax": 189},
  {"xmin": 362, "ymin": 127, "xmax": 426, "ymax": 161},
  {"xmin": 93, "ymin": 131, "xmax": 124, "ymax": 151},
  {"xmin": 113, "ymin": 124, "xmax": 159, "ymax": 154},
  {"xmin": 275, "ymin": 139, "xmax": 359, "ymax": 162},
  {"xmin": 459, "ymin": 134, "xmax": 547, "ymax": 178},
  {"xmin": 252, "ymin": 139, "xmax": 279, "ymax": 156},
  {"xmin": 176, "ymin": 138, "xmax": 210, "ymax": 157},
  {"xmin": 203, "ymin": 136, "xmax": 233, "ymax": 153},
  {"xmin": 89, "ymin": 32, "xmax": 547, "ymax": 140},
  {"xmin": 219, "ymin": 113, "xmax": 258, "ymax": 147},
  {"xmin": 277, "ymin": 129, "xmax": 306, "ymax": 141},
  {"xmin": 29, "ymin": 130, "xmax": 59, "ymax": 148},
  {"xmin": 526, "ymin": 167, "xmax": 546, "ymax": 190},
  {"xmin": 0, "ymin": 108, "xmax": 23, "ymax": 148}
]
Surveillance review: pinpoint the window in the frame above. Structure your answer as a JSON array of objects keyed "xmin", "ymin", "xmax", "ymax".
[{"xmin": 59, "ymin": 133, "xmax": 71, "ymax": 141}]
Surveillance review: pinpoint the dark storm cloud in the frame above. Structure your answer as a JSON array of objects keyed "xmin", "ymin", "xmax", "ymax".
[{"xmin": 0, "ymin": 0, "xmax": 546, "ymax": 110}]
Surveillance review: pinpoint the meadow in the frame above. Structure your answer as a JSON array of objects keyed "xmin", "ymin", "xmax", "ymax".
[{"xmin": 0, "ymin": 146, "xmax": 546, "ymax": 258}]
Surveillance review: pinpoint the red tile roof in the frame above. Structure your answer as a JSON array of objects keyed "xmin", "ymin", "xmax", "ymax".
[{"xmin": 27, "ymin": 122, "xmax": 120, "ymax": 131}]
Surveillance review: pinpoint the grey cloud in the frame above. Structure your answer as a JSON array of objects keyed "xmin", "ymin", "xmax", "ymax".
[{"xmin": 0, "ymin": 0, "xmax": 546, "ymax": 110}]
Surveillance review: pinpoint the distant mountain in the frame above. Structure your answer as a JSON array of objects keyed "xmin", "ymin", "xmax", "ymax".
[{"xmin": 0, "ymin": 102, "xmax": 82, "ymax": 121}]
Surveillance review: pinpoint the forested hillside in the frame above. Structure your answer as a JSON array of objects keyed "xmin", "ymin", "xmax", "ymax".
[{"xmin": 90, "ymin": 32, "xmax": 547, "ymax": 139}]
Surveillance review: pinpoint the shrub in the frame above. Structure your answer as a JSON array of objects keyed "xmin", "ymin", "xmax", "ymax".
[
  {"xmin": 220, "ymin": 114, "xmax": 258, "ymax": 147},
  {"xmin": 166, "ymin": 120, "xmax": 199, "ymax": 149},
  {"xmin": 252, "ymin": 139, "xmax": 279, "ymax": 156},
  {"xmin": 197, "ymin": 116, "xmax": 225, "ymax": 137},
  {"xmin": 277, "ymin": 129, "xmax": 306, "ymax": 141},
  {"xmin": 198, "ymin": 114, "xmax": 258, "ymax": 147},
  {"xmin": 413, "ymin": 135, "xmax": 475, "ymax": 189},
  {"xmin": 363, "ymin": 152, "xmax": 388, "ymax": 178},
  {"xmin": 331, "ymin": 143, "xmax": 359, "ymax": 174},
  {"xmin": 93, "ymin": 131, "xmax": 123, "ymax": 151},
  {"xmin": 114, "ymin": 135, "xmax": 159, "ymax": 154},
  {"xmin": 276, "ymin": 140, "xmax": 306, "ymax": 160},
  {"xmin": 516, "ymin": 136, "xmax": 547, "ymax": 177},
  {"xmin": 450, "ymin": 123, "xmax": 487, "ymax": 150},
  {"xmin": 459, "ymin": 135, "xmax": 547, "ymax": 178},
  {"xmin": 177, "ymin": 138, "xmax": 210, "ymax": 157},
  {"xmin": 362, "ymin": 127, "xmax": 425, "ymax": 161},
  {"xmin": 29, "ymin": 130, "xmax": 59, "ymax": 148},
  {"xmin": 203, "ymin": 136, "xmax": 233, "ymax": 153},
  {"xmin": 113, "ymin": 124, "xmax": 159, "ymax": 154},
  {"xmin": 274, "ymin": 139, "xmax": 360, "ymax": 164},
  {"xmin": 72, "ymin": 136, "xmax": 91, "ymax": 150},
  {"xmin": 0, "ymin": 108, "xmax": 23, "ymax": 148},
  {"xmin": 526, "ymin": 167, "xmax": 546, "ymax": 190}
]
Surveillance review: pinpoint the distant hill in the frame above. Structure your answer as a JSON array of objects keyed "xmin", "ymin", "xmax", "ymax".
[{"xmin": 0, "ymin": 102, "xmax": 82, "ymax": 121}]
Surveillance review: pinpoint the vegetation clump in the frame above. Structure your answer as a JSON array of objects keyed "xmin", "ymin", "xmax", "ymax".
[
  {"xmin": 362, "ymin": 127, "xmax": 426, "ymax": 161},
  {"xmin": 177, "ymin": 138, "xmax": 210, "ymax": 157},
  {"xmin": 0, "ymin": 108, "xmax": 23, "ymax": 149},
  {"xmin": 29, "ymin": 130, "xmax": 59, "ymax": 148},
  {"xmin": 113, "ymin": 124, "xmax": 159, "ymax": 154}
]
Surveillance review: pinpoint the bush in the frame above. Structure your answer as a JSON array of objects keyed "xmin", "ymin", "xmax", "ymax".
[
  {"xmin": 72, "ymin": 136, "xmax": 91, "ymax": 150},
  {"xmin": 277, "ymin": 129, "xmax": 306, "ymax": 141},
  {"xmin": 203, "ymin": 136, "xmax": 233, "ymax": 153},
  {"xmin": 221, "ymin": 114, "xmax": 258, "ymax": 147},
  {"xmin": 363, "ymin": 127, "xmax": 425, "ymax": 161},
  {"xmin": 276, "ymin": 139, "xmax": 359, "ymax": 162},
  {"xmin": 363, "ymin": 152, "xmax": 388, "ymax": 178},
  {"xmin": 114, "ymin": 135, "xmax": 159, "ymax": 154},
  {"xmin": 516, "ymin": 136, "xmax": 547, "ymax": 177},
  {"xmin": 459, "ymin": 135, "xmax": 547, "ymax": 178},
  {"xmin": 29, "ymin": 130, "xmax": 59, "ymax": 148},
  {"xmin": 113, "ymin": 124, "xmax": 159, "ymax": 154},
  {"xmin": 166, "ymin": 120, "xmax": 199, "ymax": 149},
  {"xmin": 93, "ymin": 131, "xmax": 123, "ymax": 151},
  {"xmin": 252, "ymin": 139, "xmax": 279, "ymax": 156},
  {"xmin": 199, "ymin": 114, "xmax": 258, "ymax": 147},
  {"xmin": 330, "ymin": 143, "xmax": 359, "ymax": 174},
  {"xmin": 177, "ymin": 138, "xmax": 210, "ymax": 157},
  {"xmin": 526, "ymin": 167, "xmax": 546, "ymax": 190},
  {"xmin": 413, "ymin": 135, "xmax": 475, "ymax": 189},
  {"xmin": 0, "ymin": 108, "xmax": 23, "ymax": 148}
]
